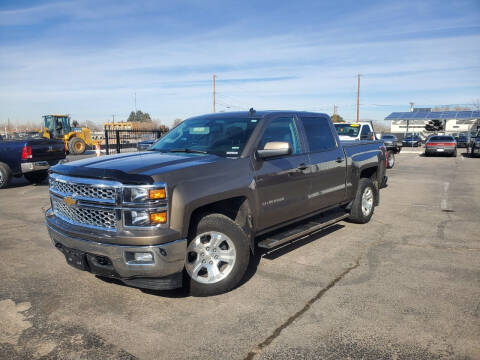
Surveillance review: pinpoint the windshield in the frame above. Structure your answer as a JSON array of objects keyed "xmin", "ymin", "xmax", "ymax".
[
  {"xmin": 150, "ymin": 117, "xmax": 260, "ymax": 157},
  {"xmin": 334, "ymin": 124, "xmax": 360, "ymax": 137}
]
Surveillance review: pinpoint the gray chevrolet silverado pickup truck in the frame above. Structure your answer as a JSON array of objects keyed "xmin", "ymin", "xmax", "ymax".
[{"xmin": 45, "ymin": 110, "xmax": 387, "ymax": 296}]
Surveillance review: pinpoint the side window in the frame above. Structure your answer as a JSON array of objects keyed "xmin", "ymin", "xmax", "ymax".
[
  {"xmin": 361, "ymin": 125, "xmax": 370, "ymax": 136},
  {"xmin": 300, "ymin": 117, "xmax": 336, "ymax": 152},
  {"xmin": 259, "ymin": 117, "xmax": 300, "ymax": 155}
]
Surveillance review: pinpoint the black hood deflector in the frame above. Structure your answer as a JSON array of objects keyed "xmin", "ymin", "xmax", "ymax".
[{"xmin": 50, "ymin": 164, "xmax": 154, "ymax": 185}]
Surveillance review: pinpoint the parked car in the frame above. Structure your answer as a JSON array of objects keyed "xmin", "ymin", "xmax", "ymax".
[
  {"xmin": 380, "ymin": 134, "xmax": 402, "ymax": 168},
  {"xmin": 402, "ymin": 135, "xmax": 422, "ymax": 147},
  {"xmin": 425, "ymin": 135, "xmax": 457, "ymax": 157},
  {"xmin": 45, "ymin": 110, "xmax": 387, "ymax": 296},
  {"xmin": 468, "ymin": 130, "xmax": 480, "ymax": 157},
  {"xmin": 137, "ymin": 139, "xmax": 157, "ymax": 151},
  {"xmin": 0, "ymin": 137, "xmax": 66, "ymax": 188},
  {"xmin": 455, "ymin": 133, "xmax": 468, "ymax": 148}
]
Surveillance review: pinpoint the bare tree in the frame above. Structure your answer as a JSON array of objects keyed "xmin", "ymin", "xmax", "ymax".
[{"xmin": 172, "ymin": 118, "xmax": 183, "ymax": 127}]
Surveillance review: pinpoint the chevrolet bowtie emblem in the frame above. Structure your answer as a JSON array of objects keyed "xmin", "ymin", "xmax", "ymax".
[{"xmin": 63, "ymin": 196, "xmax": 76, "ymax": 207}]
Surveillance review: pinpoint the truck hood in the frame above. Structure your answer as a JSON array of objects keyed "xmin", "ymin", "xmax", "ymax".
[{"xmin": 51, "ymin": 151, "xmax": 222, "ymax": 184}]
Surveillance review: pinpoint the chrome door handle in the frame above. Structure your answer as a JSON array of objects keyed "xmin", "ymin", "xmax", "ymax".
[
  {"xmin": 336, "ymin": 157, "xmax": 344, "ymax": 163},
  {"xmin": 297, "ymin": 163, "xmax": 308, "ymax": 171}
]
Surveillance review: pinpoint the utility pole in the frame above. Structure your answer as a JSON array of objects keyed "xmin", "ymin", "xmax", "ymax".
[
  {"xmin": 134, "ymin": 92, "xmax": 137, "ymax": 122},
  {"xmin": 356, "ymin": 74, "xmax": 361, "ymax": 123},
  {"xmin": 112, "ymin": 115, "xmax": 115, "ymax": 124},
  {"xmin": 212, "ymin": 74, "xmax": 217, "ymax": 113}
]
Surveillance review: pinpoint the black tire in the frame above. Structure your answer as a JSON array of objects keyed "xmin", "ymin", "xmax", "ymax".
[
  {"xmin": 349, "ymin": 178, "xmax": 376, "ymax": 224},
  {"xmin": 68, "ymin": 137, "xmax": 86, "ymax": 155},
  {"xmin": 185, "ymin": 213, "xmax": 250, "ymax": 296},
  {"xmin": 24, "ymin": 171, "xmax": 48, "ymax": 185},
  {"xmin": 452, "ymin": 149, "xmax": 457, "ymax": 157},
  {"xmin": 0, "ymin": 162, "xmax": 12, "ymax": 189},
  {"xmin": 386, "ymin": 150, "xmax": 395, "ymax": 169}
]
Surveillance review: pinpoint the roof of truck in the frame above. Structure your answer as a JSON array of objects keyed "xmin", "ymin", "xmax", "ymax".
[{"xmin": 189, "ymin": 110, "xmax": 330, "ymax": 120}]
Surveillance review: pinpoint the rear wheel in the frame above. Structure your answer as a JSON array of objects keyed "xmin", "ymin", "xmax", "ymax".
[
  {"xmin": 0, "ymin": 162, "xmax": 12, "ymax": 189},
  {"xmin": 386, "ymin": 150, "xmax": 395, "ymax": 168},
  {"xmin": 452, "ymin": 149, "xmax": 457, "ymax": 157},
  {"xmin": 349, "ymin": 178, "xmax": 375, "ymax": 224},
  {"xmin": 24, "ymin": 171, "xmax": 48, "ymax": 185},
  {"xmin": 185, "ymin": 214, "xmax": 250, "ymax": 296},
  {"xmin": 68, "ymin": 137, "xmax": 86, "ymax": 155}
]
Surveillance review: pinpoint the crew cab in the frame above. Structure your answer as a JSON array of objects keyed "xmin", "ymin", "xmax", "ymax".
[
  {"xmin": 0, "ymin": 137, "xmax": 66, "ymax": 188},
  {"xmin": 45, "ymin": 111, "xmax": 387, "ymax": 296}
]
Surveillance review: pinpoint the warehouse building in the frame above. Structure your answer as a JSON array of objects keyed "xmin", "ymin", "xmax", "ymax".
[{"xmin": 385, "ymin": 108, "xmax": 480, "ymax": 139}]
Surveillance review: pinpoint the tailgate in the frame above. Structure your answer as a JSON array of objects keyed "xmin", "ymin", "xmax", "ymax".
[{"xmin": 29, "ymin": 139, "xmax": 66, "ymax": 161}]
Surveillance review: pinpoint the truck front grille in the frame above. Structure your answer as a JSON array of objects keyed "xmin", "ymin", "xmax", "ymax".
[
  {"xmin": 51, "ymin": 196, "xmax": 117, "ymax": 230},
  {"xmin": 49, "ymin": 178, "xmax": 117, "ymax": 202}
]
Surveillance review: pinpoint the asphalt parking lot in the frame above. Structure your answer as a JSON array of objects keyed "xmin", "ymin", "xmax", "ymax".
[{"xmin": 1, "ymin": 150, "xmax": 479, "ymax": 360}]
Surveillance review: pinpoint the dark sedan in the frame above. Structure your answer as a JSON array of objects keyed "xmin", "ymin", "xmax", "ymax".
[
  {"xmin": 455, "ymin": 133, "xmax": 468, "ymax": 148},
  {"xmin": 425, "ymin": 135, "xmax": 457, "ymax": 157},
  {"xmin": 402, "ymin": 135, "xmax": 422, "ymax": 147}
]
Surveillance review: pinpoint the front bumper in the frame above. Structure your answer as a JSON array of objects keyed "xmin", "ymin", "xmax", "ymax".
[
  {"xmin": 21, "ymin": 161, "xmax": 51, "ymax": 173},
  {"xmin": 46, "ymin": 215, "xmax": 187, "ymax": 290}
]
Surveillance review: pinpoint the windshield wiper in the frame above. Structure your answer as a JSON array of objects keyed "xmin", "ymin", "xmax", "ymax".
[{"xmin": 167, "ymin": 148, "xmax": 209, "ymax": 154}]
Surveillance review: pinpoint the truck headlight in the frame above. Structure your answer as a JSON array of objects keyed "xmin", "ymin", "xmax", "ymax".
[{"xmin": 123, "ymin": 186, "xmax": 166, "ymax": 203}]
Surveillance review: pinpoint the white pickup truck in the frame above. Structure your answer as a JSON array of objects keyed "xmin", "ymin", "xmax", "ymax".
[{"xmin": 334, "ymin": 122, "xmax": 375, "ymax": 142}]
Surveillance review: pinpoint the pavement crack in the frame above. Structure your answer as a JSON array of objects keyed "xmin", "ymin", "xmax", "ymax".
[{"xmin": 244, "ymin": 259, "xmax": 361, "ymax": 360}]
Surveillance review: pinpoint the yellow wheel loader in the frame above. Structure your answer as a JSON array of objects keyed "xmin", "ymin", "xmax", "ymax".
[{"xmin": 42, "ymin": 115, "xmax": 94, "ymax": 155}]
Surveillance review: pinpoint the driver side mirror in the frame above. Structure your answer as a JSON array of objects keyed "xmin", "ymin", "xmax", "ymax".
[{"xmin": 256, "ymin": 141, "xmax": 292, "ymax": 159}]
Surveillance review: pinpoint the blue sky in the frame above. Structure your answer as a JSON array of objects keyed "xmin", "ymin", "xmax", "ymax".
[{"xmin": 1, "ymin": 0, "xmax": 479, "ymax": 126}]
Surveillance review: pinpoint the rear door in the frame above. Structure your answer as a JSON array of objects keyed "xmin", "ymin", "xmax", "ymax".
[
  {"xmin": 299, "ymin": 115, "xmax": 347, "ymax": 212},
  {"xmin": 253, "ymin": 115, "xmax": 311, "ymax": 230}
]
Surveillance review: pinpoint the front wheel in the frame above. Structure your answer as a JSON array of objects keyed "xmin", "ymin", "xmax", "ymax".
[
  {"xmin": 349, "ymin": 178, "xmax": 376, "ymax": 224},
  {"xmin": 185, "ymin": 214, "xmax": 250, "ymax": 296},
  {"xmin": 24, "ymin": 171, "xmax": 48, "ymax": 185}
]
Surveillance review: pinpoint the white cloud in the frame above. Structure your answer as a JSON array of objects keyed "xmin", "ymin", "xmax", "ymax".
[{"xmin": 1, "ymin": 1, "xmax": 479, "ymax": 125}]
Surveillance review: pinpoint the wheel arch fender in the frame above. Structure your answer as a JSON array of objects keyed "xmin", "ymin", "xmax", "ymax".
[{"xmin": 171, "ymin": 186, "xmax": 256, "ymax": 253}]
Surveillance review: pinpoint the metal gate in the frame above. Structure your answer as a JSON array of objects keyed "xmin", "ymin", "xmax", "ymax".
[{"xmin": 103, "ymin": 129, "xmax": 166, "ymax": 155}]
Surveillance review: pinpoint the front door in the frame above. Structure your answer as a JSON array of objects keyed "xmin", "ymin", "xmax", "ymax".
[{"xmin": 253, "ymin": 115, "xmax": 311, "ymax": 231}]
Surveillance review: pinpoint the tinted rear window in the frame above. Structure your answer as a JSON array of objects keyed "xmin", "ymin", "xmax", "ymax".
[
  {"xmin": 429, "ymin": 136, "xmax": 454, "ymax": 141},
  {"xmin": 301, "ymin": 117, "xmax": 336, "ymax": 152}
]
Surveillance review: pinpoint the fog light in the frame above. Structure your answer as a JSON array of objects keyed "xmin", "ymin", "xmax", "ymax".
[
  {"xmin": 134, "ymin": 252, "xmax": 153, "ymax": 262},
  {"xmin": 150, "ymin": 211, "xmax": 167, "ymax": 224}
]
